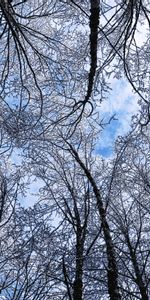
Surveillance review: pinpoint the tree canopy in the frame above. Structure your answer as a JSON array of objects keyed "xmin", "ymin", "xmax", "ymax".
[{"xmin": 0, "ymin": 1, "xmax": 150, "ymax": 300}]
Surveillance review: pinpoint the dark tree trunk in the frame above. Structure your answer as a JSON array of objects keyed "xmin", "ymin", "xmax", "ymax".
[
  {"xmin": 73, "ymin": 249, "xmax": 83, "ymax": 300},
  {"xmin": 69, "ymin": 145, "xmax": 121, "ymax": 300},
  {"xmin": 84, "ymin": 0, "xmax": 100, "ymax": 104},
  {"xmin": 73, "ymin": 226, "xmax": 84, "ymax": 300},
  {"xmin": 125, "ymin": 234, "xmax": 148, "ymax": 300}
]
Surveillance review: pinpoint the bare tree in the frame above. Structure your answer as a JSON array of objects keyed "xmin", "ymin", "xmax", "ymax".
[
  {"xmin": 24, "ymin": 127, "xmax": 122, "ymax": 300},
  {"xmin": 0, "ymin": 3, "xmax": 150, "ymax": 299},
  {"xmin": 105, "ymin": 125, "xmax": 150, "ymax": 299},
  {"xmin": 0, "ymin": 0, "xmax": 149, "ymax": 135}
]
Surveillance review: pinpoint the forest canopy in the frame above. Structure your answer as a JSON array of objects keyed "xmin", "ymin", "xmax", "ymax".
[{"xmin": 0, "ymin": 1, "xmax": 150, "ymax": 300}]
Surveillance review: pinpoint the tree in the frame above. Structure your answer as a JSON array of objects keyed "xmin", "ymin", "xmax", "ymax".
[
  {"xmin": 0, "ymin": 0, "xmax": 149, "ymax": 134},
  {"xmin": 0, "ymin": 117, "xmax": 149, "ymax": 299},
  {"xmin": 0, "ymin": 1, "xmax": 150, "ymax": 300},
  {"xmin": 23, "ymin": 127, "xmax": 121, "ymax": 300},
  {"xmin": 0, "ymin": 201, "xmax": 66, "ymax": 300},
  {"xmin": 106, "ymin": 124, "xmax": 150, "ymax": 299}
]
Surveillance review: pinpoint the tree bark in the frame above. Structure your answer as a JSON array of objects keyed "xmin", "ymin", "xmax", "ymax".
[
  {"xmin": 73, "ymin": 228, "xmax": 84, "ymax": 300},
  {"xmin": 69, "ymin": 144, "xmax": 121, "ymax": 300},
  {"xmin": 125, "ymin": 233, "xmax": 148, "ymax": 300},
  {"xmin": 84, "ymin": 0, "xmax": 100, "ymax": 104}
]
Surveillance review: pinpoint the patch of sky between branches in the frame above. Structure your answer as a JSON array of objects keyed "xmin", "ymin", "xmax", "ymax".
[
  {"xmin": 96, "ymin": 78, "xmax": 139, "ymax": 158},
  {"xmin": 19, "ymin": 176, "xmax": 44, "ymax": 208},
  {"xmin": 9, "ymin": 149, "xmax": 44, "ymax": 208}
]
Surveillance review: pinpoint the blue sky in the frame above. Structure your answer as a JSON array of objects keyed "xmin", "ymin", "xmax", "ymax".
[{"xmin": 96, "ymin": 78, "xmax": 139, "ymax": 157}]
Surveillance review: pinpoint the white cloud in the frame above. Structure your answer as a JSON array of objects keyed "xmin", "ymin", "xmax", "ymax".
[{"xmin": 96, "ymin": 77, "xmax": 140, "ymax": 156}]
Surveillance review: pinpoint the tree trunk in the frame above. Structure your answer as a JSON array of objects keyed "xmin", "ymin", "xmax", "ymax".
[
  {"xmin": 73, "ymin": 227, "xmax": 84, "ymax": 300},
  {"xmin": 125, "ymin": 234, "xmax": 148, "ymax": 300},
  {"xmin": 69, "ymin": 145, "xmax": 121, "ymax": 300}
]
